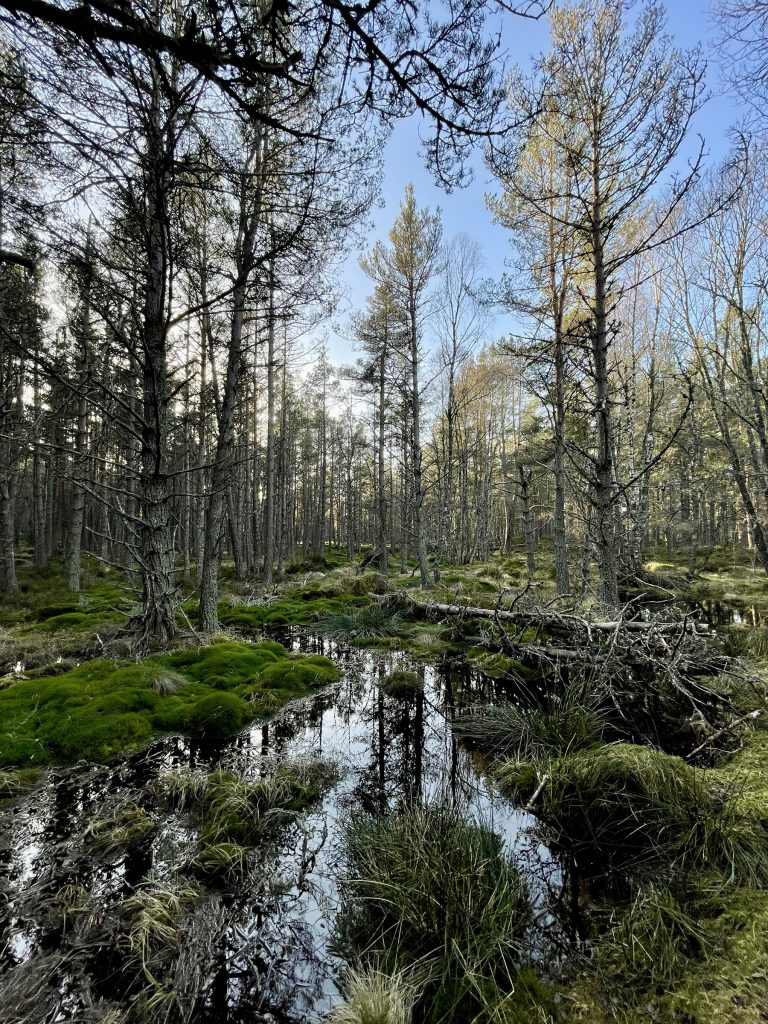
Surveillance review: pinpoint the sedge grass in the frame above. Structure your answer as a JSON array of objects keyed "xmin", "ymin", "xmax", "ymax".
[
  {"xmin": 327, "ymin": 966, "xmax": 422, "ymax": 1024},
  {"xmin": 499, "ymin": 743, "xmax": 768, "ymax": 887},
  {"xmin": 456, "ymin": 680, "xmax": 608, "ymax": 760},
  {"xmin": 337, "ymin": 803, "xmax": 529, "ymax": 1024}
]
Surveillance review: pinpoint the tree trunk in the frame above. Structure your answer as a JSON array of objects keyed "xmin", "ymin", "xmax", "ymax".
[
  {"xmin": 377, "ymin": 337, "xmax": 389, "ymax": 573},
  {"xmin": 67, "ymin": 390, "xmax": 88, "ymax": 591},
  {"xmin": 409, "ymin": 304, "xmax": 429, "ymax": 587},
  {"xmin": 263, "ymin": 276, "xmax": 276, "ymax": 584},
  {"xmin": 135, "ymin": 79, "xmax": 177, "ymax": 647},
  {"xmin": 591, "ymin": 192, "xmax": 619, "ymax": 608},
  {"xmin": 553, "ymin": 330, "xmax": 570, "ymax": 595}
]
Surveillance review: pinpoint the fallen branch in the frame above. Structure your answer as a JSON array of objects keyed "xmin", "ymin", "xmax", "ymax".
[
  {"xmin": 525, "ymin": 772, "xmax": 550, "ymax": 811},
  {"xmin": 685, "ymin": 709, "xmax": 762, "ymax": 760},
  {"xmin": 404, "ymin": 596, "xmax": 709, "ymax": 636}
]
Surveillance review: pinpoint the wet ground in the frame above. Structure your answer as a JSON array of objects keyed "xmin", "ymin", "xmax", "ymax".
[{"xmin": 0, "ymin": 632, "xmax": 556, "ymax": 1024}]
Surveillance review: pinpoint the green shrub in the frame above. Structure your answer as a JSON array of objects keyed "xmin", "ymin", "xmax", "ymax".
[{"xmin": 285, "ymin": 555, "xmax": 330, "ymax": 573}]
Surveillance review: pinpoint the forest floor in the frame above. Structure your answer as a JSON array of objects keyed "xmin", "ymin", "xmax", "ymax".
[{"xmin": 1, "ymin": 545, "xmax": 768, "ymax": 1023}]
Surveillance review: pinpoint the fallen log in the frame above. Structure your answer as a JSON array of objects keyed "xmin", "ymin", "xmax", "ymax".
[{"xmin": 403, "ymin": 597, "xmax": 709, "ymax": 636}]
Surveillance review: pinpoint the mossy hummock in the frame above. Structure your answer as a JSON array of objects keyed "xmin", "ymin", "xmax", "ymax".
[{"xmin": 0, "ymin": 640, "xmax": 341, "ymax": 767}]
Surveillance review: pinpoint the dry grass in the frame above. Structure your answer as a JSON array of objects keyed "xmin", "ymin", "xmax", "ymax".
[{"xmin": 328, "ymin": 966, "xmax": 421, "ymax": 1024}]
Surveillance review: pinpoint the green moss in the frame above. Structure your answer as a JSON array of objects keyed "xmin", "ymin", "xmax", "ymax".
[
  {"xmin": 380, "ymin": 669, "xmax": 424, "ymax": 698},
  {"xmin": 36, "ymin": 602, "xmax": 80, "ymax": 618},
  {"xmin": 0, "ymin": 639, "xmax": 342, "ymax": 767},
  {"xmin": 217, "ymin": 595, "xmax": 368, "ymax": 630},
  {"xmin": 186, "ymin": 693, "xmax": 251, "ymax": 737},
  {"xmin": 163, "ymin": 641, "xmax": 282, "ymax": 684},
  {"xmin": 0, "ymin": 562, "xmax": 137, "ymax": 634},
  {"xmin": 257, "ymin": 654, "xmax": 340, "ymax": 693},
  {"xmin": 30, "ymin": 610, "xmax": 122, "ymax": 633},
  {"xmin": 345, "ymin": 572, "xmax": 394, "ymax": 596}
]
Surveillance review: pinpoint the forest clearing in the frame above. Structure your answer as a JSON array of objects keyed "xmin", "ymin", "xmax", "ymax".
[{"xmin": 2, "ymin": 0, "xmax": 768, "ymax": 1022}]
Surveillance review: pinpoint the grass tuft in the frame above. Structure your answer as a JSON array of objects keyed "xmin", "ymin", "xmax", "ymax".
[
  {"xmin": 124, "ymin": 878, "xmax": 201, "ymax": 984},
  {"xmin": 85, "ymin": 802, "xmax": 158, "ymax": 853},
  {"xmin": 338, "ymin": 803, "xmax": 529, "ymax": 1024},
  {"xmin": 319, "ymin": 603, "xmax": 405, "ymax": 641},
  {"xmin": 596, "ymin": 885, "xmax": 710, "ymax": 989},
  {"xmin": 328, "ymin": 966, "xmax": 421, "ymax": 1024},
  {"xmin": 457, "ymin": 682, "xmax": 607, "ymax": 760}
]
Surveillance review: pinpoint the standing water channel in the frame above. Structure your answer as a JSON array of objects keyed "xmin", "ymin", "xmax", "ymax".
[{"xmin": 0, "ymin": 631, "xmax": 558, "ymax": 1023}]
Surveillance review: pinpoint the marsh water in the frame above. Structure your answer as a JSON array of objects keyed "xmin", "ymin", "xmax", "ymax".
[{"xmin": 0, "ymin": 632, "xmax": 557, "ymax": 1023}]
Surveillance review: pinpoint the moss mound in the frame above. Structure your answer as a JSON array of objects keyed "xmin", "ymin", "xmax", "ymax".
[
  {"xmin": 346, "ymin": 572, "xmax": 394, "ymax": 596},
  {"xmin": 500, "ymin": 743, "xmax": 768, "ymax": 886},
  {"xmin": 217, "ymin": 595, "xmax": 368, "ymax": 630},
  {"xmin": 380, "ymin": 669, "xmax": 424, "ymax": 697},
  {"xmin": 0, "ymin": 640, "xmax": 341, "ymax": 767},
  {"xmin": 0, "ymin": 562, "xmax": 136, "ymax": 634},
  {"xmin": 186, "ymin": 693, "xmax": 251, "ymax": 737}
]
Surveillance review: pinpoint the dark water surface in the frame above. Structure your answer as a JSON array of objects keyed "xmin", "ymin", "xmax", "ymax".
[{"xmin": 0, "ymin": 633, "xmax": 556, "ymax": 1023}]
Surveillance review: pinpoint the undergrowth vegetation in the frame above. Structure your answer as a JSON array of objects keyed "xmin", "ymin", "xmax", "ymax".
[
  {"xmin": 3, "ymin": 548, "xmax": 768, "ymax": 1024},
  {"xmin": 336, "ymin": 803, "xmax": 538, "ymax": 1024},
  {"xmin": 456, "ymin": 680, "xmax": 608, "ymax": 759},
  {"xmin": 499, "ymin": 742, "xmax": 768, "ymax": 888},
  {"xmin": 156, "ymin": 758, "xmax": 339, "ymax": 879},
  {"xmin": 0, "ymin": 640, "xmax": 340, "ymax": 766}
]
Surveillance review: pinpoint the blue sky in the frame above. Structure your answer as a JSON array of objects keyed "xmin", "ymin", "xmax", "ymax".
[{"xmin": 325, "ymin": 0, "xmax": 742, "ymax": 365}]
